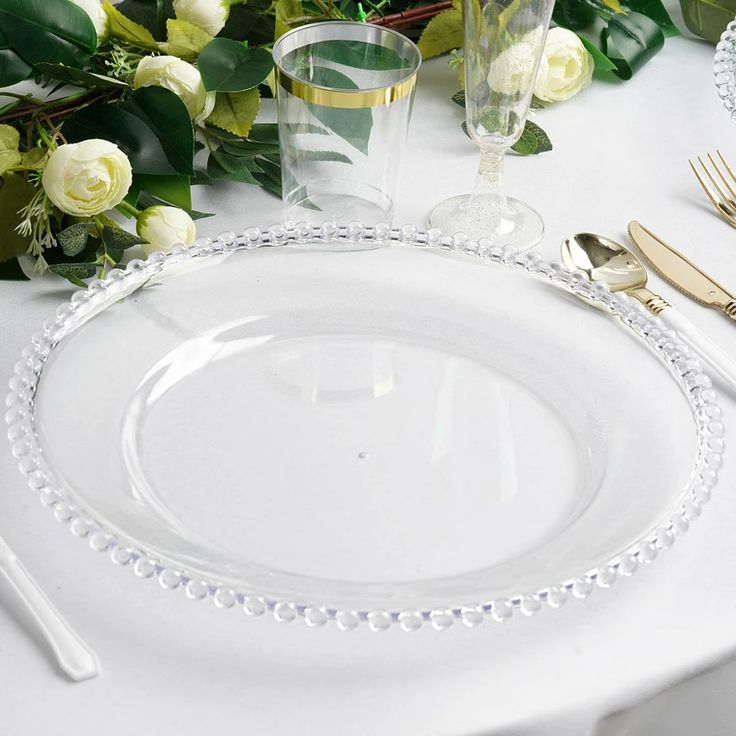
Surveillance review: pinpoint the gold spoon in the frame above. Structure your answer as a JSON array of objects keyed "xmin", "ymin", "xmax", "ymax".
[
  {"xmin": 561, "ymin": 232, "xmax": 736, "ymax": 393},
  {"xmin": 561, "ymin": 232, "xmax": 668, "ymax": 315}
]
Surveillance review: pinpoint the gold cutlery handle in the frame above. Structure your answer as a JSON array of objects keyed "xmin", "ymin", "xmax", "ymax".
[
  {"xmin": 725, "ymin": 299, "xmax": 736, "ymax": 320},
  {"xmin": 627, "ymin": 287, "xmax": 670, "ymax": 315}
]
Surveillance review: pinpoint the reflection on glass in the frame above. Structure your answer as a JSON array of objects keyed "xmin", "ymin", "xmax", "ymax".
[{"xmin": 429, "ymin": 0, "xmax": 555, "ymax": 249}]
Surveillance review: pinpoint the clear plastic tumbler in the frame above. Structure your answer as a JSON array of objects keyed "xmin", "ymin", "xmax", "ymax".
[{"xmin": 273, "ymin": 22, "xmax": 421, "ymax": 225}]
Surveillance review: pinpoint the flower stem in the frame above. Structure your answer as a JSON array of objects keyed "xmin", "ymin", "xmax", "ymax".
[{"xmin": 116, "ymin": 200, "xmax": 142, "ymax": 219}]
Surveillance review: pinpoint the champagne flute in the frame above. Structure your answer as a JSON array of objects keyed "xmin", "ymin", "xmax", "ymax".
[{"xmin": 429, "ymin": 0, "xmax": 555, "ymax": 249}]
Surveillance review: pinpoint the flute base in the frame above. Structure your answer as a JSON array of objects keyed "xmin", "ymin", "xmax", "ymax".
[{"xmin": 428, "ymin": 193, "xmax": 544, "ymax": 251}]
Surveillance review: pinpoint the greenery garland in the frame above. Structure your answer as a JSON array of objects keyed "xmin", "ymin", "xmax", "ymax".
[{"xmin": 0, "ymin": 0, "xmax": 678, "ymax": 285}]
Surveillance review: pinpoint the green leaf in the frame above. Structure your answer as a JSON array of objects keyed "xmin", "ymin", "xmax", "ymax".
[
  {"xmin": 282, "ymin": 146, "xmax": 351, "ymax": 164},
  {"xmin": 283, "ymin": 122, "xmax": 328, "ymax": 135},
  {"xmin": 248, "ymin": 123, "xmax": 280, "ymax": 143},
  {"xmin": 137, "ymin": 190, "xmax": 213, "ymax": 218},
  {"xmin": 57, "ymin": 222, "xmax": 95, "ymax": 257},
  {"xmin": 0, "ymin": 0, "xmax": 96, "ymax": 68},
  {"xmin": 0, "ymin": 256, "xmax": 28, "ymax": 280},
  {"xmin": 125, "ymin": 87, "xmax": 194, "ymax": 175},
  {"xmin": 221, "ymin": 141, "xmax": 279, "ymax": 158},
  {"xmin": 275, "ymin": 0, "xmax": 303, "ymax": 37},
  {"xmin": 511, "ymin": 120, "xmax": 553, "ymax": 155},
  {"xmin": 309, "ymin": 40, "xmax": 415, "ymax": 71},
  {"xmin": 0, "ymin": 174, "xmax": 34, "ymax": 262},
  {"xmin": 208, "ymin": 148, "xmax": 261, "ymax": 184},
  {"xmin": 580, "ymin": 36, "xmax": 618, "ymax": 74},
  {"xmin": 207, "ymin": 88, "xmax": 261, "ymax": 137},
  {"xmin": 134, "ymin": 173, "xmax": 191, "ymax": 209},
  {"xmin": 0, "ymin": 28, "xmax": 31, "ymax": 86},
  {"xmin": 48, "ymin": 261, "xmax": 98, "ymax": 287},
  {"xmin": 198, "ymin": 38, "xmax": 273, "ymax": 92},
  {"xmin": 303, "ymin": 67, "xmax": 372, "ymax": 154},
  {"xmin": 0, "ymin": 123, "xmax": 21, "ymax": 175},
  {"xmin": 102, "ymin": 225, "xmax": 145, "ymax": 250},
  {"xmin": 552, "ymin": 0, "xmax": 598, "ymax": 30},
  {"xmin": 64, "ymin": 86, "xmax": 194, "ymax": 175},
  {"xmin": 34, "ymin": 62, "xmax": 129, "ymax": 90},
  {"xmin": 678, "ymin": 0, "xmax": 735, "ymax": 42},
  {"xmin": 165, "ymin": 18, "xmax": 212, "ymax": 60},
  {"xmin": 102, "ymin": 0, "xmax": 159, "ymax": 49},
  {"xmin": 602, "ymin": 10, "xmax": 665, "ymax": 79},
  {"xmin": 116, "ymin": 0, "xmax": 174, "ymax": 41},
  {"xmin": 557, "ymin": 6, "xmax": 666, "ymax": 78},
  {"xmin": 220, "ymin": 1, "xmax": 274, "ymax": 46},
  {"xmin": 253, "ymin": 155, "xmax": 281, "ymax": 197},
  {"xmin": 623, "ymin": 0, "xmax": 680, "ymax": 36},
  {"xmin": 416, "ymin": 7, "xmax": 463, "ymax": 59},
  {"xmin": 451, "ymin": 89, "xmax": 465, "ymax": 107}
]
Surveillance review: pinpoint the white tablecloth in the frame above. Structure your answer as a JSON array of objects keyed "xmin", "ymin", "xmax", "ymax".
[{"xmin": 2, "ymin": 15, "xmax": 736, "ymax": 734}]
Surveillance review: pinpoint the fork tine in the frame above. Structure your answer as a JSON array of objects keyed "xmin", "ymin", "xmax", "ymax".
[
  {"xmin": 716, "ymin": 149, "xmax": 736, "ymax": 190},
  {"xmin": 697, "ymin": 155, "xmax": 734, "ymax": 209},
  {"xmin": 690, "ymin": 158, "xmax": 736, "ymax": 227},
  {"xmin": 707, "ymin": 152, "xmax": 736, "ymax": 204}
]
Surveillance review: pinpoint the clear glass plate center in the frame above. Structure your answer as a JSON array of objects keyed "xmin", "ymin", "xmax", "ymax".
[{"xmin": 26, "ymin": 240, "xmax": 705, "ymax": 616}]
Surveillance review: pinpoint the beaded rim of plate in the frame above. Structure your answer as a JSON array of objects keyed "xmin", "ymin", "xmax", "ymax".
[
  {"xmin": 5, "ymin": 222, "xmax": 726, "ymax": 632},
  {"xmin": 715, "ymin": 19, "xmax": 736, "ymax": 116}
]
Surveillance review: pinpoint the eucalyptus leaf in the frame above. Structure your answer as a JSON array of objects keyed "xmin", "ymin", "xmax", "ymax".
[
  {"xmin": 34, "ymin": 62, "xmax": 129, "ymax": 90},
  {"xmin": 0, "ymin": 256, "xmax": 28, "ymax": 280},
  {"xmin": 303, "ymin": 66, "xmax": 372, "ymax": 154},
  {"xmin": 679, "ymin": 0, "xmax": 736, "ymax": 42},
  {"xmin": 57, "ymin": 222, "xmax": 95, "ymax": 257},
  {"xmin": 0, "ymin": 0, "xmax": 96, "ymax": 68},
  {"xmin": 198, "ymin": 38, "xmax": 273, "ymax": 92},
  {"xmin": 309, "ymin": 40, "xmax": 414, "ymax": 71}
]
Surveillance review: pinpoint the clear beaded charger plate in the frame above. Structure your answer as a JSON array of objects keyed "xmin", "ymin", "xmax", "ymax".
[{"xmin": 6, "ymin": 224, "xmax": 725, "ymax": 633}]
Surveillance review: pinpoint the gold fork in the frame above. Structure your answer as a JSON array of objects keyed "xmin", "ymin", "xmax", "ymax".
[{"xmin": 689, "ymin": 150, "xmax": 736, "ymax": 227}]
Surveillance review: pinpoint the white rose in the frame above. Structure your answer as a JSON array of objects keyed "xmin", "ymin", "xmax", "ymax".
[
  {"xmin": 533, "ymin": 28, "xmax": 594, "ymax": 103},
  {"xmin": 488, "ymin": 41, "xmax": 538, "ymax": 96},
  {"xmin": 69, "ymin": 0, "xmax": 109, "ymax": 43},
  {"xmin": 133, "ymin": 55, "xmax": 216, "ymax": 122},
  {"xmin": 137, "ymin": 206, "xmax": 196, "ymax": 255},
  {"xmin": 173, "ymin": 0, "xmax": 230, "ymax": 36},
  {"xmin": 42, "ymin": 140, "xmax": 132, "ymax": 216}
]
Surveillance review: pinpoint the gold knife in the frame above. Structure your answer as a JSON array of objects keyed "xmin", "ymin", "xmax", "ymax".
[{"xmin": 628, "ymin": 221, "xmax": 736, "ymax": 321}]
